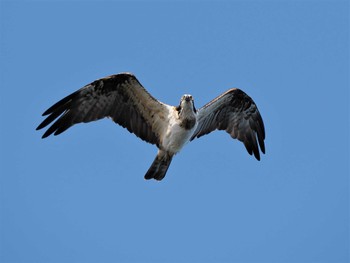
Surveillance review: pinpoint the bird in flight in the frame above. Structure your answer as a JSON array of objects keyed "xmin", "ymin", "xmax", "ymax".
[{"xmin": 37, "ymin": 72, "xmax": 265, "ymax": 181}]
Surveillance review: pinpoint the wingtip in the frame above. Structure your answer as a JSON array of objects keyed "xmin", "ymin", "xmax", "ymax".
[
  {"xmin": 40, "ymin": 128, "xmax": 55, "ymax": 139},
  {"xmin": 255, "ymin": 146, "xmax": 266, "ymax": 161},
  {"xmin": 254, "ymin": 151, "xmax": 261, "ymax": 161},
  {"xmin": 259, "ymin": 139, "xmax": 266, "ymax": 155},
  {"xmin": 144, "ymin": 175, "xmax": 162, "ymax": 181},
  {"xmin": 35, "ymin": 121, "xmax": 46, "ymax": 131},
  {"xmin": 36, "ymin": 123, "xmax": 44, "ymax": 131},
  {"xmin": 41, "ymin": 133, "xmax": 49, "ymax": 139},
  {"xmin": 36, "ymin": 121, "xmax": 49, "ymax": 138},
  {"xmin": 41, "ymin": 108, "xmax": 51, "ymax": 116}
]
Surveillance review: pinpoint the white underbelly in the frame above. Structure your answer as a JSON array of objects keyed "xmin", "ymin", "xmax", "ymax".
[{"xmin": 161, "ymin": 122, "xmax": 197, "ymax": 154}]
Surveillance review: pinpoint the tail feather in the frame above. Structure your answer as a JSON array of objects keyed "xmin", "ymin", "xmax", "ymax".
[{"xmin": 144, "ymin": 151, "xmax": 173, "ymax": 181}]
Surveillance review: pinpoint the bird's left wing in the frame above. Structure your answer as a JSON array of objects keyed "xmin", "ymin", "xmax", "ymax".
[
  {"xmin": 36, "ymin": 73, "xmax": 169, "ymax": 146},
  {"xmin": 191, "ymin": 88, "xmax": 265, "ymax": 160}
]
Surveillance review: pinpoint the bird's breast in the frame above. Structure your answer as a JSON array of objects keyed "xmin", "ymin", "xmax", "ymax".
[{"xmin": 161, "ymin": 116, "xmax": 197, "ymax": 155}]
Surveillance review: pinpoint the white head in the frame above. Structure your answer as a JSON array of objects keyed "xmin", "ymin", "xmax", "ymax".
[{"xmin": 178, "ymin": 94, "xmax": 196, "ymax": 113}]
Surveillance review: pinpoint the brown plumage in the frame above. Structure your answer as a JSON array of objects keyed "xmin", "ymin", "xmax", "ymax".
[
  {"xmin": 191, "ymin": 88, "xmax": 265, "ymax": 160},
  {"xmin": 37, "ymin": 72, "xmax": 265, "ymax": 180}
]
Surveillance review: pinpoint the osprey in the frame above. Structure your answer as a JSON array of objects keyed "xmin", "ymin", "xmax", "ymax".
[{"xmin": 37, "ymin": 73, "xmax": 265, "ymax": 181}]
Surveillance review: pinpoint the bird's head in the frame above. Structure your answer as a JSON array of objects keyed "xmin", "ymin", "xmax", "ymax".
[{"xmin": 178, "ymin": 94, "xmax": 196, "ymax": 113}]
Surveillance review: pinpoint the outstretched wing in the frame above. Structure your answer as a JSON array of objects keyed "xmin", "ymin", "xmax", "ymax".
[
  {"xmin": 36, "ymin": 73, "xmax": 170, "ymax": 146},
  {"xmin": 191, "ymin": 88, "xmax": 265, "ymax": 160}
]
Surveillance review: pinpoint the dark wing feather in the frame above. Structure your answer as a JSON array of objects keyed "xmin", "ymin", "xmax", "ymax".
[
  {"xmin": 36, "ymin": 73, "xmax": 169, "ymax": 145},
  {"xmin": 191, "ymin": 88, "xmax": 265, "ymax": 160}
]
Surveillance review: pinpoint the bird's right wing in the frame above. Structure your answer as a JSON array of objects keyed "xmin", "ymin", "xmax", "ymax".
[
  {"xmin": 36, "ymin": 73, "xmax": 170, "ymax": 146},
  {"xmin": 191, "ymin": 88, "xmax": 265, "ymax": 160}
]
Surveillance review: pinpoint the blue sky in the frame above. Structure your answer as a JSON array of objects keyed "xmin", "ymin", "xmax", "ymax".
[{"xmin": 0, "ymin": 1, "xmax": 348, "ymax": 263}]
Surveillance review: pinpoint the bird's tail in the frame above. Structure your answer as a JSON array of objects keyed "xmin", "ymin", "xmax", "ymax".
[{"xmin": 144, "ymin": 150, "xmax": 173, "ymax": 181}]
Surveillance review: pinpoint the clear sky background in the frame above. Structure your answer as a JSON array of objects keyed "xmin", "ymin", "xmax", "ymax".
[{"xmin": 0, "ymin": 1, "xmax": 348, "ymax": 263}]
